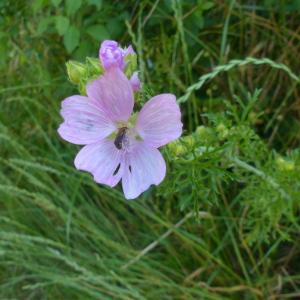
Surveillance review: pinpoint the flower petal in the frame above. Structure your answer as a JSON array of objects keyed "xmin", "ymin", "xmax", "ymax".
[
  {"xmin": 122, "ymin": 142, "xmax": 166, "ymax": 199},
  {"xmin": 135, "ymin": 94, "xmax": 183, "ymax": 148},
  {"xmin": 74, "ymin": 139, "xmax": 124, "ymax": 187},
  {"xmin": 122, "ymin": 45, "xmax": 135, "ymax": 56},
  {"xmin": 130, "ymin": 71, "xmax": 141, "ymax": 91},
  {"xmin": 86, "ymin": 68, "xmax": 134, "ymax": 122},
  {"xmin": 58, "ymin": 95, "xmax": 115, "ymax": 145},
  {"xmin": 99, "ymin": 40, "xmax": 124, "ymax": 70}
]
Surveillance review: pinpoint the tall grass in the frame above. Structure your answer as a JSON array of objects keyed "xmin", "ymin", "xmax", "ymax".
[{"xmin": 1, "ymin": 1, "xmax": 300, "ymax": 299}]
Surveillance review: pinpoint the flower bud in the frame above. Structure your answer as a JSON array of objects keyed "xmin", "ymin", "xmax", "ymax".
[
  {"xmin": 276, "ymin": 157, "xmax": 295, "ymax": 171},
  {"xmin": 124, "ymin": 52, "xmax": 138, "ymax": 77},
  {"xmin": 99, "ymin": 40, "xmax": 124, "ymax": 70},
  {"xmin": 168, "ymin": 140, "xmax": 187, "ymax": 158},
  {"xmin": 195, "ymin": 126, "xmax": 216, "ymax": 144},
  {"xmin": 66, "ymin": 60, "xmax": 86, "ymax": 84},
  {"xmin": 182, "ymin": 135, "xmax": 195, "ymax": 149},
  {"xmin": 195, "ymin": 126, "xmax": 211, "ymax": 139},
  {"xmin": 86, "ymin": 57, "xmax": 104, "ymax": 76},
  {"xmin": 130, "ymin": 71, "xmax": 141, "ymax": 91},
  {"xmin": 216, "ymin": 123, "xmax": 229, "ymax": 139}
]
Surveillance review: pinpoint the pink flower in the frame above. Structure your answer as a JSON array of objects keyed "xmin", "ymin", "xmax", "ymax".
[
  {"xmin": 58, "ymin": 68, "xmax": 182, "ymax": 199},
  {"xmin": 123, "ymin": 45, "xmax": 135, "ymax": 57},
  {"xmin": 99, "ymin": 40, "xmax": 141, "ymax": 91},
  {"xmin": 99, "ymin": 40, "xmax": 133, "ymax": 71},
  {"xmin": 129, "ymin": 71, "xmax": 140, "ymax": 91}
]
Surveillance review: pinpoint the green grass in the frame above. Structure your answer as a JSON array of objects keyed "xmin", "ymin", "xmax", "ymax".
[{"xmin": 1, "ymin": 1, "xmax": 300, "ymax": 299}]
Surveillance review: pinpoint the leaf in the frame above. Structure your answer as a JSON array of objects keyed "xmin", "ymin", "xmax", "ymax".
[
  {"xmin": 66, "ymin": 0, "xmax": 82, "ymax": 16},
  {"xmin": 63, "ymin": 25, "xmax": 80, "ymax": 53},
  {"xmin": 0, "ymin": 31, "xmax": 7, "ymax": 39},
  {"xmin": 107, "ymin": 14, "xmax": 128, "ymax": 38},
  {"xmin": 197, "ymin": 0, "xmax": 214, "ymax": 11},
  {"xmin": 202, "ymin": 1, "xmax": 214, "ymax": 10},
  {"xmin": 73, "ymin": 43, "xmax": 93, "ymax": 61},
  {"xmin": 87, "ymin": 0, "xmax": 102, "ymax": 10},
  {"xmin": 37, "ymin": 17, "xmax": 53, "ymax": 35},
  {"xmin": 86, "ymin": 24, "xmax": 109, "ymax": 41},
  {"xmin": 32, "ymin": 0, "xmax": 47, "ymax": 13},
  {"xmin": 292, "ymin": 0, "xmax": 300, "ymax": 11},
  {"xmin": 55, "ymin": 16, "xmax": 69, "ymax": 36},
  {"xmin": 51, "ymin": 0, "xmax": 62, "ymax": 7}
]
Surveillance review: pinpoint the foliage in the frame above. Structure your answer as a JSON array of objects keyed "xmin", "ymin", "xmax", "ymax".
[{"xmin": 0, "ymin": 0, "xmax": 300, "ymax": 299}]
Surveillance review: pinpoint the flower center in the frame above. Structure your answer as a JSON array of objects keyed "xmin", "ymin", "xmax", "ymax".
[{"xmin": 114, "ymin": 127, "xmax": 129, "ymax": 150}]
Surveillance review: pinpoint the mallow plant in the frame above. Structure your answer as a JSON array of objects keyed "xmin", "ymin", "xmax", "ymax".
[{"xmin": 58, "ymin": 40, "xmax": 183, "ymax": 199}]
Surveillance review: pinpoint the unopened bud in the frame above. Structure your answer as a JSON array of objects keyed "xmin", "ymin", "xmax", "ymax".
[
  {"xmin": 216, "ymin": 123, "xmax": 229, "ymax": 139},
  {"xmin": 168, "ymin": 140, "xmax": 187, "ymax": 158},
  {"xmin": 182, "ymin": 135, "xmax": 195, "ymax": 148},
  {"xmin": 86, "ymin": 57, "xmax": 104, "ymax": 76},
  {"xmin": 124, "ymin": 53, "xmax": 137, "ymax": 77},
  {"xmin": 276, "ymin": 157, "xmax": 295, "ymax": 171},
  {"xmin": 66, "ymin": 60, "xmax": 86, "ymax": 84}
]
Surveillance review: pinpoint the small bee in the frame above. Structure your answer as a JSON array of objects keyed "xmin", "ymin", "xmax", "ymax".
[{"xmin": 114, "ymin": 127, "xmax": 128, "ymax": 150}]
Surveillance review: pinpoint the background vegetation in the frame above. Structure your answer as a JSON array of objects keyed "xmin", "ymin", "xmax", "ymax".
[{"xmin": 1, "ymin": 0, "xmax": 300, "ymax": 299}]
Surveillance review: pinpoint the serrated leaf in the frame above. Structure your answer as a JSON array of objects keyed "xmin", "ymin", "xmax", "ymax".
[
  {"xmin": 55, "ymin": 16, "xmax": 69, "ymax": 36},
  {"xmin": 63, "ymin": 25, "xmax": 80, "ymax": 53},
  {"xmin": 66, "ymin": 0, "xmax": 82, "ymax": 16},
  {"xmin": 86, "ymin": 24, "xmax": 109, "ymax": 41}
]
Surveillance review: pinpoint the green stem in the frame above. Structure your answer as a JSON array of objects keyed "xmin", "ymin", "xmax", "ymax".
[
  {"xmin": 177, "ymin": 57, "xmax": 300, "ymax": 104},
  {"xmin": 231, "ymin": 157, "xmax": 291, "ymax": 201}
]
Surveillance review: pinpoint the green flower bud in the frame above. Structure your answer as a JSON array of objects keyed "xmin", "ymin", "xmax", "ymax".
[
  {"xmin": 276, "ymin": 157, "xmax": 295, "ymax": 171},
  {"xmin": 168, "ymin": 140, "xmax": 188, "ymax": 158},
  {"xmin": 181, "ymin": 135, "xmax": 196, "ymax": 149},
  {"xmin": 195, "ymin": 125, "xmax": 216, "ymax": 144},
  {"xmin": 195, "ymin": 126, "xmax": 211, "ymax": 139},
  {"xmin": 78, "ymin": 74, "xmax": 101, "ymax": 96},
  {"xmin": 216, "ymin": 123, "xmax": 229, "ymax": 139},
  {"xmin": 78, "ymin": 80, "xmax": 87, "ymax": 96},
  {"xmin": 124, "ymin": 53, "xmax": 137, "ymax": 77},
  {"xmin": 66, "ymin": 60, "xmax": 86, "ymax": 84},
  {"xmin": 86, "ymin": 57, "xmax": 104, "ymax": 76}
]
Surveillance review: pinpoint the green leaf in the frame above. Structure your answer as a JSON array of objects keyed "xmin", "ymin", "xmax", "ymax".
[
  {"xmin": 107, "ymin": 18, "xmax": 124, "ymax": 38},
  {"xmin": 86, "ymin": 24, "xmax": 109, "ymax": 41},
  {"xmin": 63, "ymin": 25, "xmax": 80, "ymax": 53},
  {"xmin": 55, "ymin": 16, "xmax": 69, "ymax": 36},
  {"xmin": 66, "ymin": 0, "xmax": 82, "ymax": 16},
  {"xmin": 202, "ymin": 1, "xmax": 214, "ymax": 10},
  {"xmin": 32, "ymin": 0, "xmax": 47, "ymax": 13},
  {"xmin": 37, "ymin": 17, "xmax": 53, "ymax": 35},
  {"xmin": 0, "ymin": 31, "xmax": 7, "ymax": 39},
  {"xmin": 73, "ymin": 43, "xmax": 93, "ymax": 60},
  {"xmin": 87, "ymin": 0, "xmax": 102, "ymax": 10},
  {"xmin": 197, "ymin": 0, "xmax": 214, "ymax": 11},
  {"xmin": 292, "ymin": 0, "xmax": 300, "ymax": 11},
  {"xmin": 51, "ymin": 0, "xmax": 62, "ymax": 7}
]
